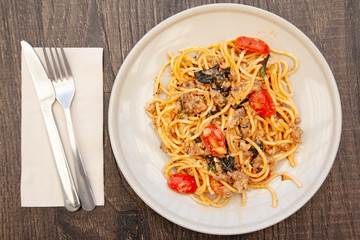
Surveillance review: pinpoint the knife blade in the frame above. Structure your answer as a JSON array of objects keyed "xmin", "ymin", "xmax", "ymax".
[{"xmin": 21, "ymin": 40, "xmax": 80, "ymax": 212}]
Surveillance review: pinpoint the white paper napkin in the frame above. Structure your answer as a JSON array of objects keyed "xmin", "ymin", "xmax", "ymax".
[{"xmin": 21, "ymin": 47, "xmax": 104, "ymax": 207}]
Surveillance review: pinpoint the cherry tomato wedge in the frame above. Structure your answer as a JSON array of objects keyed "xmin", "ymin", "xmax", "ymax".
[
  {"xmin": 235, "ymin": 36, "xmax": 270, "ymax": 54},
  {"xmin": 201, "ymin": 126, "xmax": 227, "ymax": 156},
  {"xmin": 249, "ymin": 89, "xmax": 276, "ymax": 117},
  {"xmin": 210, "ymin": 177, "xmax": 224, "ymax": 195},
  {"xmin": 168, "ymin": 174, "xmax": 197, "ymax": 194}
]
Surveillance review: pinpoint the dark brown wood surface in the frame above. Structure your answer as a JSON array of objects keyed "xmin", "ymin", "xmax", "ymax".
[{"xmin": 1, "ymin": 0, "xmax": 359, "ymax": 239}]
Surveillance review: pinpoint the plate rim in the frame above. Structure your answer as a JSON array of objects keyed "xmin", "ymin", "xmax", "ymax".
[{"xmin": 108, "ymin": 3, "xmax": 342, "ymax": 235}]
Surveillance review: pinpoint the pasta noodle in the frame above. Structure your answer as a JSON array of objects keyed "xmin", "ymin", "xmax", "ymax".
[{"xmin": 146, "ymin": 36, "xmax": 303, "ymax": 207}]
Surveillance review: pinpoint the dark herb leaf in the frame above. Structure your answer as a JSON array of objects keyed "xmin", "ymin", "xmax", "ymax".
[
  {"xmin": 248, "ymin": 141, "xmax": 264, "ymax": 160},
  {"xmin": 220, "ymin": 156, "xmax": 235, "ymax": 172},
  {"xmin": 248, "ymin": 146, "xmax": 258, "ymax": 155},
  {"xmin": 231, "ymin": 98, "xmax": 250, "ymax": 109},
  {"xmin": 180, "ymin": 95, "xmax": 185, "ymax": 111},
  {"xmin": 207, "ymin": 157, "xmax": 218, "ymax": 173},
  {"xmin": 220, "ymin": 67, "xmax": 231, "ymax": 78},
  {"xmin": 194, "ymin": 64, "xmax": 219, "ymax": 84},
  {"xmin": 231, "ymin": 104, "xmax": 243, "ymax": 110},
  {"xmin": 210, "ymin": 109, "xmax": 220, "ymax": 115},
  {"xmin": 240, "ymin": 98, "xmax": 250, "ymax": 104},
  {"xmin": 260, "ymin": 54, "xmax": 270, "ymax": 78},
  {"xmin": 194, "ymin": 64, "xmax": 231, "ymax": 96},
  {"xmin": 195, "ymin": 137, "xmax": 202, "ymax": 143}
]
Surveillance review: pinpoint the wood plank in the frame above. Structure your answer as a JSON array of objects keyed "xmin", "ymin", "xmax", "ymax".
[{"xmin": 0, "ymin": 0, "xmax": 359, "ymax": 239}]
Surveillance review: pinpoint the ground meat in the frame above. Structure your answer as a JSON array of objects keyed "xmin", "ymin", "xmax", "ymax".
[
  {"xmin": 214, "ymin": 172, "xmax": 231, "ymax": 182},
  {"xmin": 239, "ymin": 140, "xmax": 251, "ymax": 151},
  {"xmin": 222, "ymin": 188, "xmax": 232, "ymax": 198},
  {"xmin": 210, "ymin": 88, "xmax": 227, "ymax": 108},
  {"xmin": 228, "ymin": 108, "xmax": 245, "ymax": 129},
  {"xmin": 182, "ymin": 92, "xmax": 208, "ymax": 115},
  {"xmin": 251, "ymin": 154, "xmax": 263, "ymax": 170},
  {"xmin": 265, "ymin": 147, "xmax": 276, "ymax": 155},
  {"xmin": 252, "ymin": 129, "xmax": 265, "ymax": 140},
  {"xmin": 146, "ymin": 101, "xmax": 157, "ymax": 116},
  {"xmin": 179, "ymin": 79, "xmax": 210, "ymax": 92},
  {"xmin": 181, "ymin": 80, "xmax": 195, "ymax": 89},
  {"xmin": 209, "ymin": 117, "xmax": 222, "ymax": 128},
  {"xmin": 239, "ymin": 116, "xmax": 251, "ymax": 138},
  {"xmin": 234, "ymin": 159, "xmax": 241, "ymax": 169},
  {"xmin": 268, "ymin": 156, "xmax": 276, "ymax": 172},
  {"xmin": 266, "ymin": 56, "xmax": 278, "ymax": 68},
  {"xmin": 174, "ymin": 100, "xmax": 182, "ymax": 112},
  {"xmin": 194, "ymin": 80, "xmax": 210, "ymax": 91},
  {"xmin": 209, "ymin": 105, "xmax": 218, "ymax": 114},
  {"xmin": 226, "ymin": 94, "xmax": 234, "ymax": 105},
  {"xmin": 210, "ymin": 168, "xmax": 233, "ymax": 198},
  {"xmin": 184, "ymin": 141, "xmax": 209, "ymax": 156},
  {"xmin": 279, "ymin": 143, "xmax": 291, "ymax": 151},
  {"xmin": 291, "ymin": 126, "xmax": 303, "ymax": 144},
  {"xmin": 229, "ymin": 71, "xmax": 238, "ymax": 82},
  {"xmin": 206, "ymin": 57, "xmax": 226, "ymax": 69},
  {"xmin": 252, "ymin": 79, "xmax": 265, "ymax": 92},
  {"xmin": 243, "ymin": 150, "xmax": 253, "ymax": 159},
  {"xmin": 295, "ymin": 117, "xmax": 301, "ymax": 124},
  {"xmin": 227, "ymin": 170, "xmax": 249, "ymax": 193},
  {"xmin": 251, "ymin": 155, "xmax": 276, "ymax": 174}
]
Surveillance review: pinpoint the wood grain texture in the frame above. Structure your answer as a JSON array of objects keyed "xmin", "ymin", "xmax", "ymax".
[{"xmin": 1, "ymin": 0, "xmax": 359, "ymax": 239}]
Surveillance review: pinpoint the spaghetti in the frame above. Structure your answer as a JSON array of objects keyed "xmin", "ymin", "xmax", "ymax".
[{"xmin": 146, "ymin": 36, "xmax": 303, "ymax": 207}]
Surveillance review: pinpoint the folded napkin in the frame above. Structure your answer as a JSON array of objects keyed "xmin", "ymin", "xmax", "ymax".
[{"xmin": 21, "ymin": 47, "xmax": 104, "ymax": 207}]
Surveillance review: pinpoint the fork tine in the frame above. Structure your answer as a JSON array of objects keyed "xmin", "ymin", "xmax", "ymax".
[
  {"xmin": 42, "ymin": 43, "xmax": 55, "ymax": 81},
  {"xmin": 49, "ymin": 46, "xmax": 61, "ymax": 82},
  {"xmin": 58, "ymin": 41, "xmax": 73, "ymax": 78},
  {"xmin": 53, "ymin": 40, "xmax": 68, "ymax": 80}
]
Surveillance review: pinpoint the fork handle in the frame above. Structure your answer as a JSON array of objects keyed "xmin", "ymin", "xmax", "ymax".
[
  {"xmin": 41, "ymin": 104, "xmax": 80, "ymax": 212},
  {"xmin": 63, "ymin": 107, "xmax": 96, "ymax": 211}
]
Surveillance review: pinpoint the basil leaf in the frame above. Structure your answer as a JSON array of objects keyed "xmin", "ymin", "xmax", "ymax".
[
  {"xmin": 194, "ymin": 64, "xmax": 231, "ymax": 96},
  {"xmin": 194, "ymin": 64, "xmax": 220, "ymax": 84},
  {"xmin": 231, "ymin": 98, "xmax": 250, "ymax": 109},
  {"xmin": 248, "ymin": 141, "xmax": 264, "ymax": 160},
  {"xmin": 220, "ymin": 156, "xmax": 235, "ymax": 172},
  {"xmin": 260, "ymin": 54, "xmax": 270, "ymax": 78},
  {"xmin": 179, "ymin": 95, "xmax": 185, "ymax": 111},
  {"xmin": 207, "ymin": 157, "xmax": 218, "ymax": 173}
]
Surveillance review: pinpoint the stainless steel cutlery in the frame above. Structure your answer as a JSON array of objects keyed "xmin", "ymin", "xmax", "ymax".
[{"xmin": 21, "ymin": 40, "xmax": 95, "ymax": 211}]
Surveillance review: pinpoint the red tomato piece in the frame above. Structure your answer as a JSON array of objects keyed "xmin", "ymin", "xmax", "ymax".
[
  {"xmin": 235, "ymin": 36, "xmax": 270, "ymax": 54},
  {"xmin": 249, "ymin": 89, "xmax": 276, "ymax": 117},
  {"xmin": 210, "ymin": 177, "xmax": 224, "ymax": 195},
  {"xmin": 168, "ymin": 173, "xmax": 197, "ymax": 194},
  {"xmin": 201, "ymin": 126, "xmax": 227, "ymax": 156}
]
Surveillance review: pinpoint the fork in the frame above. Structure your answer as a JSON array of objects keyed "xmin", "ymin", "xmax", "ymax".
[{"xmin": 42, "ymin": 42, "xmax": 96, "ymax": 211}]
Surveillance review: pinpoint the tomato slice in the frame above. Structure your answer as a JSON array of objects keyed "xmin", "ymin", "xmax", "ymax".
[
  {"xmin": 249, "ymin": 89, "xmax": 276, "ymax": 117},
  {"xmin": 168, "ymin": 173, "xmax": 197, "ymax": 194},
  {"xmin": 235, "ymin": 36, "xmax": 270, "ymax": 54},
  {"xmin": 201, "ymin": 126, "xmax": 227, "ymax": 156},
  {"xmin": 209, "ymin": 177, "xmax": 224, "ymax": 195}
]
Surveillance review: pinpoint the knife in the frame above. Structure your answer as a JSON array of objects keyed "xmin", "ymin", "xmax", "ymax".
[{"xmin": 21, "ymin": 40, "xmax": 80, "ymax": 212}]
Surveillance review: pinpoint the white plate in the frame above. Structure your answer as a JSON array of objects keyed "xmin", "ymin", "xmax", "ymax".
[{"xmin": 108, "ymin": 4, "xmax": 341, "ymax": 235}]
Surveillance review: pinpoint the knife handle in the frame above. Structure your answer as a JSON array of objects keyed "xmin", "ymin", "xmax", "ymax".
[{"xmin": 41, "ymin": 103, "xmax": 80, "ymax": 212}]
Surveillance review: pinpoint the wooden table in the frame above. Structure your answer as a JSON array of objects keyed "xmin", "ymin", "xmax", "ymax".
[{"xmin": 1, "ymin": 0, "xmax": 359, "ymax": 239}]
